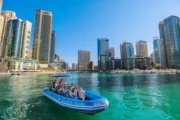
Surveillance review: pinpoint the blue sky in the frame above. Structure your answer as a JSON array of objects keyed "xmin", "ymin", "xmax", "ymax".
[{"xmin": 3, "ymin": 0, "xmax": 180, "ymax": 66}]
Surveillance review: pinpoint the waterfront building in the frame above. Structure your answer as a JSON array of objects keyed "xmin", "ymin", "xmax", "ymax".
[
  {"xmin": 2, "ymin": 19, "xmax": 32, "ymax": 58},
  {"xmin": 59, "ymin": 60, "xmax": 69, "ymax": 70},
  {"xmin": 0, "ymin": 15, "xmax": 4, "ymax": 56},
  {"xmin": 72, "ymin": 63, "xmax": 77, "ymax": 70},
  {"xmin": 28, "ymin": 50, "xmax": 32, "ymax": 59},
  {"xmin": 78, "ymin": 50, "xmax": 90, "ymax": 70},
  {"xmin": 159, "ymin": 16, "xmax": 180, "ymax": 68},
  {"xmin": 2, "ymin": 19, "xmax": 23, "ymax": 58},
  {"xmin": 0, "ymin": 42, "xmax": 2, "ymax": 57},
  {"xmin": 1, "ymin": 11, "xmax": 17, "ymax": 43},
  {"xmin": 59, "ymin": 60, "xmax": 66, "ymax": 69},
  {"xmin": 32, "ymin": 9, "xmax": 52, "ymax": 64},
  {"xmin": 50, "ymin": 31, "xmax": 56, "ymax": 63},
  {"xmin": 108, "ymin": 47, "xmax": 115, "ymax": 59},
  {"xmin": 97, "ymin": 38, "xmax": 109, "ymax": 70},
  {"xmin": 159, "ymin": 21, "xmax": 167, "ymax": 67},
  {"xmin": 65, "ymin": 63, "xmax": 69, "ymax": 70},
  {"xmin": 120, "ymin": 41, "xmax": 134, "ymax": 69},
  {"xmin": 0, "ymin": 15, "xmax": 4, "ymax": 42},
  {"xmin": 129, "ymin": 56, "xmax": 152, "ymax": 69},
  {"xmin": 49, "ymin": 61, "xmax": 61, "ymax": 70},
  {"xmin": 0, "ymin": 0, "xmax": 2, "ymax": 14},
  {"xmin": 11, "ymin": 58, "xmax": 38, "ymax": 71},
  {"xmin": 153, "ymin": 37, "xmax": 162, "ymax": 64},
  {"xmin": 106, "ymin": 58, "xmax": 122, "ymax": 70},
  {"xmin": 22, "ymin": 20, "xmax": 32, "ymax": 59},
  {"xmin": 55, "ymin": 54, "xmax": 60, "ymax": 62},
  {"xmin": 90, "ymin": 61, "xmax": 94, "ymax": 70},
  {"xmin": 136, "ymin": 40, "xmax": 148, "ymax": 57},
  {"xmin": 150, "ymin": 52, "xmax": 155, "ymax": 64}
]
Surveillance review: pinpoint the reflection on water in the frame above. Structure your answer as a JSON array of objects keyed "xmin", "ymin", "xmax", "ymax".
[{"xmin": 0, "ymin": 73, "xmax": 180, "ymax": 120}]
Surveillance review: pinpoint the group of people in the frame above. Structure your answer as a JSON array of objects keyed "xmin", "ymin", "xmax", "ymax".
[{"xmin": 50, "ymin": 79, "xmax": 86, "ymax": 100}]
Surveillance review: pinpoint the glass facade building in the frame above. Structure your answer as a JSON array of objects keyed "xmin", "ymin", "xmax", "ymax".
[
  {"xmin": 129, "ymin": 56, "xmax": 152, "ymax": 69},
  {"xmin": 159, "ymin": 16, "xmax": 180, "ymax": 68},
  {"xmin": 97, "ymin": 38, "xmax": 109, "ymax": 70},
  {"xmin": 120, "ymin": 41, "xmax": 134, "ymax": 69},
  {"xmin": 108, "ymin": 47, "xmax": 115, "ymax": 59},
  {"xmin": 106, "ymin": 58, "xmax": 122, "ymax": 70},
  {"xmin": 153, "ymin": 37, "xmax": 162, "ymax": 64},
  {"xmin": 159, "ymin": 21, "xmax": 167, "ymax": 67},
  {"xmin": 3, "ymin": 19, "xmax": 24, "ymax": 58},
  {"xmin": 50, "ymin": 31, "xmax": 56, "ymax": 63},
  {"xmin": 0, "ymin": 0, "xmax": 2, "ymax": 15},
  {"xmin": 32, "ymin": 10, "xmax": 52, "ymax": 64}
]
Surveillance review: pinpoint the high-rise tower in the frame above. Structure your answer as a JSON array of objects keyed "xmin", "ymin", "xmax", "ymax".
[
  {"xmin": 136, "ymin": 40, "xmax": 148, "ymax": 57},
  {"xmin": 120, "ymin": 41, "xmax": 134, "ymax": 69},
  {"xmin": 97, "ymin": 38, "xmax": 109, "ymax": 70},
  {"xmin": 32, "ymin": 9, "xmax": 52, "ymax": 63}
]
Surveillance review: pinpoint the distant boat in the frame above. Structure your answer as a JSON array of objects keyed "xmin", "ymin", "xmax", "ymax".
[
  {"xmin": 42, "ymin": 88, "xmax": 109, "ymax": 115},
  {"xmin": 52, "ymin": 74, "xmax": 70, "ymax": 77},
  {"xmin": 11, "ymin": 72, "xmax": 22, "ymax": 75}
]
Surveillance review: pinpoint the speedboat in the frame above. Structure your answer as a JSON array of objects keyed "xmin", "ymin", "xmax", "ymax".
[{"xmin": 42, "ymin": 88, "xmax": 109, "ymax": 115}]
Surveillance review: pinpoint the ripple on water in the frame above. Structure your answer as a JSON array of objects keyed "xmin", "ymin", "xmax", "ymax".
[{"xmin": 1, "ymin": 73, "xmax": 180, "ymax": 120}]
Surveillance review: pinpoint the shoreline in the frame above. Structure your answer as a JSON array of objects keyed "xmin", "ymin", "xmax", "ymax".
[
  {"xmin": 0, "ymin": 71, "xmax": 60, "ymax": 75},
  {"xmin": 76, "ymin": 69, "xmax": 180, "ymax": 74},
  {"xmin": 0, "ymin": 69, "xmax": 180, "ymax": 75}
]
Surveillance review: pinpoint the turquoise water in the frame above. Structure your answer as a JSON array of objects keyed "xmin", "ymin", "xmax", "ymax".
[{"xmin": 0, "ymin": 73, "xmax": 180, "ymax": 120}]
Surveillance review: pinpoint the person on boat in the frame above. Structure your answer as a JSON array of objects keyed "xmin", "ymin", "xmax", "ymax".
[
  {"xmin": 78, "ymin": 87, "xmax": 85, "ymax": 100},
  {"xmin": 51, "ymin": 80, "xmax": 56, "ymax": 92},
  {"xmin": 59, "ymin": 79, "xmax": 64, "ymax": 86},
  {"xmin": 64, "ymin": 86, "xmax": 69, "ymax": 97},
  {"xmin": 72, "ymin": 87, "xmax": 78, "ymax": 99},
  {"xmin": 55, "ymin": 81, "xmax": 61, "ymax": 93},
  {"xmin": 58, "ymin": 87, "xmax": 64, "ymax": 96},
  {"xmin": 68, "ymin": 86, "xmax": 74, "ymax": 98}
]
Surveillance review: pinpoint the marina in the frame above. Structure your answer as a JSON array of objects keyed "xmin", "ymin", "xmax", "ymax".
[{"xmin": 0, "ymin": 73, "xmax": 180, "ymax": 120}]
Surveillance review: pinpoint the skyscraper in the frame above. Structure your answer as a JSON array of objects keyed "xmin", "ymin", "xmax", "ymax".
[
  {"xmin": 72, "ymin": 63, "xmax": 77, "ymax": 70},
  {"xmin": 3, "ymin": 19, "xmax": 24, "ymax": 57},
  {"xmin": 150, "ymin": 52, "xmax": 155, "ymax": 63},
  {"xmin": 1, "ymin": 11, "xmax": 17, "ymax": 43},
  {"xmin": 159, "ymin": 21, "xmax": 167, "ymax": 67},
  {"xmin": 0, "ymin": 0, "xmax": 2, "ymax": 15},
  {"xmin": 22, "ymin": 20, "xmax": 32, "ymax": 59},
  {"xmin": 90, "ymin": 61, "xmax": 94, "ymax": 70},
  {"xmin": 108, "ymin": 47, "xmax": 115, "ymax": 58},
  {"xmin": 120, "ymin": 41, "xmax": 134, "ymax": 69},
  {"xmin": 0, "ymin": 15, "xmax": 4, "ymax": 42},
  {"xmin": 2, "ymin": 19, "xmax": 32, "ymax": 58},
  {"xmin": 0, "ymin": 42, "xmax": 2, "ymax": 57},
  {"xmin": 136, "ymin": 40, "xmax": 148, "ymax": 57},
  {"xmin": 97, "ymin": 38, "xmax": 109, "ymax": 70},
  {"xmin": 55, "ymin": 54, "xmax": 60, "ymax": 62},
  {"xmin": 50, "ymin": 31, "xmax": 56, "ymax": 63},
  {"xmin": 78, "ymin": 50, "xmax": 90, "ymax": 70},
  {"xmin": 153, "ymin": 37, "xmax": 162, "ymax": 64},
  {"xmin": 32, "ymin": 9, "xmax": 52, "ymax": 64},
  {"xmin": 28, "ymin": 50, "xmax": 32, "ymax": 59},
  {"xmin": 159, "ymin": 16, "xmax": 180, "ymax": 68}
]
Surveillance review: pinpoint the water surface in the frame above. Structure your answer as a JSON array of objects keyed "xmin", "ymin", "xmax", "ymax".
[{"xmin": 0, "ymin": 73, "xmax": 180, "ymax": 120}]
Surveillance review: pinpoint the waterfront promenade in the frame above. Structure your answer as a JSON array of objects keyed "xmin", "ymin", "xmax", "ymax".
[
  {"xmin": 0, "ymin": 69, "xmax": 179, "ymax": 75},
  {"xmin": 0, "ymin": 71, "xmax": 60, "ymax": 75},
  {"xmin": 68, "ymin": 69, "xmax": 179, "ymax": 74}
]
